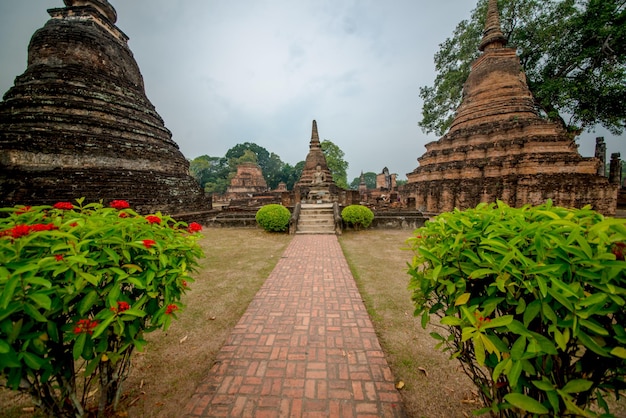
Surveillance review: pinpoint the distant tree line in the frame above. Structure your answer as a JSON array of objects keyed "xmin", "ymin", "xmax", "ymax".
[{"xmin": 189, "ymin": 140, "xmax": 353, "ymax": 194}]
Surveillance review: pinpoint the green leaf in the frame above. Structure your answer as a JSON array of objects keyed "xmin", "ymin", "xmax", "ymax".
[
  {"xmin": 561, "ymin": 379, "xmax": 593, "ymax": 394},
  {"xmin": 532, "ymin": 379, "xmax": 555, "ymax": 392},
  {"xmin": 469, "ymin": 268, "xmax": 496, "ymax": 279},
  {"xmin": 24, "ymin": 277, "xmax": 52, "ymax": 288},
  {"xmin": 23, "ymin": 303, "xmax": 47, "ymax": 322},
  {"xmin": 547, "ymin": 287, "xmax": 574, "ymax": 312},
  {"xmin": 120, "ymin": 308, "xmax": 146, "ymax": 318},
  {"xmin": 73, "ymin": 333, "xmax": 86, "ymax": 360},
  {"xmin": 28, "ymin": 293, "xmax": 52, "ymax": 310},
  {"xmin": 455, "ymin": 292, "xmax": 470, "ymax": 306},
  {"xmin": 610, "ymin": 347, "xmax": 626, "ymax": 359},
  {"xmin": 0, "ymin": 276, "xmax": 19, "ymax": 310},
  {"xmin": 554, "ymin": 328, "xmax": 569, "ymax": 351},
  {"xmin": 479, "ymin": 315, "xmax": 513, "ymax": 329},
  {"xmin": 507, "ymin": 360, "xmax": 523, "ymax": 388},
  {"xmin": 510, "ymin": 336, "xmax": 526, "ymax": 360},
  {"xmin": 441, "ymin": 316, "xmax": 463, "ymax": 326},
  {"xmin": 578, "ymin": 292, "xmax": 607, "ymax": 308},
  {"xmin": 474, "ymin": 334, "xmax": 486, "ymax": 366},
  {"xmin": 91, "ymin": 315, "xmax": 116, "ymax": 339},
  {"xmin": 523, "ymin": 300, "xmax": 541, "ymax": 327},
  {"xmin": 506, "ymin": 320, "xmax": 532, "ymax": 337},
  {"xmin": 492, "ymin": 357, "xmax": 510, "ymax": 382},
  {"xmin": 0, "ymin": 339, "xmax": 10, "ymax": 354},
  {"xmin": 504, "ymin": 393, "xmax": 549, "ymax": 414},
  {"xmin": 579, "ymin": 318, "xmax": 609, "ymax": 337},
  {"xmin": 78, "ymin": 290, "xmax": 99, "ymax": 316},
  {"xmin": 577, "ymin": 330, "xmax": 609, "ymax": 357},
  {"xmin": 21, "ymin": 352, "xmax": 46, "ymax": 370}
]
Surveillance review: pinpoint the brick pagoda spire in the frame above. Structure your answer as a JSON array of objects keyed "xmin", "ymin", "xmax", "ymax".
[
  {"xmin": 404, "ymin": 0, "xmax": 618, "ymax": 215},
  {"xmin": 295, "ymin": 120, "xmax": 333, "ymax": 187}
]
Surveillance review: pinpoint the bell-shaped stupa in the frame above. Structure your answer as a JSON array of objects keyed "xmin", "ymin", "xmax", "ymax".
[
  {"xmin": 405, "ymin": 0, "xmax": 618, "ymax": 215},
  {"xmin": 0, "ymin": 0, "xmax": 210, "ymax": 215},
  {"xmin": 295, "ymin": 120, "xmax": 333, "ymax": 187}
]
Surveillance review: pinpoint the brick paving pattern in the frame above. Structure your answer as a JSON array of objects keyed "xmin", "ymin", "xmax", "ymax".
[{"xmin": 185, "ymin": 235, "xmax": 405, "ymax": 418}]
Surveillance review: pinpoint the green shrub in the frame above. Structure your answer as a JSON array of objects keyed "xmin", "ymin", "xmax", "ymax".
[
  {"xmin": 341, "ymin": 205, "xmax": 374, "ymax": 230},
  {"xmin": 255, "ymin": 204, "xmax": 290, "ymax": 232},
  {"xmin": 407, "ymin": 201, "xmax": 626, "ymax": 417},
  {"xmin": 0, "ymin": 199, "xmax": 204, "ymax": 417}
]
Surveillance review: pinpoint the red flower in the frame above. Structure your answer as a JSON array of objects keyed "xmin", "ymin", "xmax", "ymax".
[
  {"xmin": 146, "ymin": 215, "xmax": 161, "ymax": 224},
  {"xmin": 111, "ymin": 301, "xmax": 131, "ymax": 313},
  {"xmin": 11, "ymin": 225, "xmax": 31, "ymax": 238},
  {"xmin": 118, "ymin": 212, "xmax": 128, "ymax": 218},
  {"xmin": 165, "ymin": 304, "xmax": 178, "ymax": 315},
  {"xmin": 73, "ymin": 318, "xmax": 98, "ymax": 335},
  {"xmin": 53, "ymin": 202, "xmax": 74, "ymax": 210},
  {"xmin": 182, "ymin": 280, "xmax": 189, "ymax": 288},
  {"xmin": 142, "ymin": 239, "xmax": 156, "ymax": 249},
  {"xmin": 187, "ymin": 222, "xmax": 202, "ymax": 233},
  {"xmin": 612, "ymin": 242, "xmax": 625, "ymax": 261},
  {"xmin": 16, "ymin": 206, "xmax": 32, "ymax": 215},
  {"xmin": 70, "ymin": 222, "xmax": 79, "ymax": 227},
  {"xmin": 110, "ymin": 200, "xmax": 130, "ymax": 210},
  {"xmin": 55, "ymin": 254, "xmax": 64, "ymax": 261},
  {"xmin": 31, "ymin": 223, "xmax": 58, "ymax": 232}
]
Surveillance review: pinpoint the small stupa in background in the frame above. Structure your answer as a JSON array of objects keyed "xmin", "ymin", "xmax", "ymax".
[{"xmin": 294, "ymin": 120, "xmax": 338, "ymax": 203}]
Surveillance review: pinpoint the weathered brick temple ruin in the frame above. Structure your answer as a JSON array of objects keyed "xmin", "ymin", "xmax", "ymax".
[
  {"xmin": 225, "ymin": 162, "xmax": 268, "ymax": 199},
  {"xmin": 293, "ymin": 120, "xmax": 342, "ymax": 204},
  {"xmin": 0, "ymin": 0, "xmax": 210, "ymax": 216},
  {"xmin": 403, "ymin": 0, "xmax": 620, "ymax": 216}
]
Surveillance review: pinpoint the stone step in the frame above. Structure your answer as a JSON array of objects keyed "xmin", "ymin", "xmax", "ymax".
[{"xmin": 296, "ymin": 205, "xmax": 336, "ymax": 234}]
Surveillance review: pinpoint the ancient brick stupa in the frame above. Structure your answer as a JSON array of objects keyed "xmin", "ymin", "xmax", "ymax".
[
  {"xmin": 0, "ymin": 0, "xmax": 210, "ymax": 215},
  {"xmin": 294, "ymin": 120, "xmax": 339, "ymax": 203},
  {"xmin": 405, "ymin": 0, "xmax": 619, "ymax": 215},
  {"xmin": 225, "ymin": 162, "xmax": 268, "ymax": 199}
]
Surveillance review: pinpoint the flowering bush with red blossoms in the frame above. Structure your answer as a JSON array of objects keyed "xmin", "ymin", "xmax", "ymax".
[
  {"xmin": 408, "ymin": 201, "xmax": 626, "ymax": 417},
  {"xmin": 0, "ymin": 198, "xmax": 204, "ymax": 417}
]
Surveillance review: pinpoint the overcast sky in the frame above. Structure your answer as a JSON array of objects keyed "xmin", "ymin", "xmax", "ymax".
[{"xmin": 1, "ymin": 1, "xmax": 624, "ymax": 182}]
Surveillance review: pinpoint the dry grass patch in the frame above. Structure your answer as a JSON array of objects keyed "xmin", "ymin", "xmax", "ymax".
[{"xmin": 339, "ymin": 229, "xmax": 477, "ymax": 418}]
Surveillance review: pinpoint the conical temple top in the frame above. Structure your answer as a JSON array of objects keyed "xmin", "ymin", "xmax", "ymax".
[
  {"xmin": 310, "ymin": 119, "xmax": 320, "ymax": 147},
  {"xmin": 64, "ymin": 0, "xmax": 117, "ymax": 23},
  {"xmin": 295, "ymin": 120, "xmax": 333, "ymax": 187},
  {"xmin": 479, "ymin": 0, "xmax": 507, "ymax": 51}
]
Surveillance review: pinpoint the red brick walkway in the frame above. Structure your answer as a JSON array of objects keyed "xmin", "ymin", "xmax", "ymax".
[{"xmin": 184, "ymin": 235, "xmax": 406, "ymax": 417}]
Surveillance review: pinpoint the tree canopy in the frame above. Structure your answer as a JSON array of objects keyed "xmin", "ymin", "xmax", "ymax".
[
  {"xmin": 189, "ymin": 143, "xmax": 304, "ymax": 194},
  {"xmin": 419, "ymin": 0, "xmax": 626, "ymax": 137},
  {"xmin": 349, "ymin": 172, "xmax": 377, "ymax": 190},
  {"xmin": 321, "ymin": 140, "xmax": 350, "ymax": 189}
]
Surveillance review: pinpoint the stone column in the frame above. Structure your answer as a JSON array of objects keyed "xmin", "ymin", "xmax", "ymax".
[
  {"xmin": 609, "ymin": 153, "xmax": 622, "ymax": 184},
  {"xmin": 595, "ymin": 137, "xmax": 606, "ymax": 176}
]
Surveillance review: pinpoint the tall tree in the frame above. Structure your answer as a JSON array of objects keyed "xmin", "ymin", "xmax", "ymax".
[
  {"xmin": 321, "ymin": 140, "xmax": 349, "ymax": 189},
  {"xmin": 419, "ymin": 0, "xmax": 626, "ymax": 136},
  {"xmin": 189, "ymin": 155, "xmax": 230, "ymax": 194},
  {"xmin": 225, "ymin": 142, "xmax": 286, "ymax": 189},
  {"xmin": 277, "ymin": 161, "xmax": 305, "ymax": 190}
]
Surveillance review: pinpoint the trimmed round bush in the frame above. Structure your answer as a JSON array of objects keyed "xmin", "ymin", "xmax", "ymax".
[
  {"xmin": 341, "ymin": 205, "xmax": 374, "ymax": 230},
  {"xmin": 255, "ymin": 204, "xmax": 291, "ymax": 232}
]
